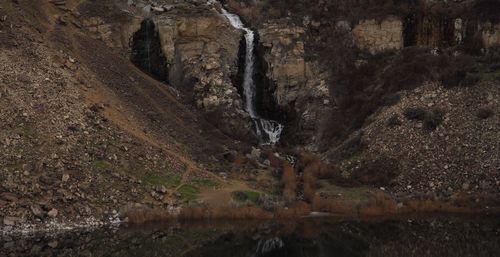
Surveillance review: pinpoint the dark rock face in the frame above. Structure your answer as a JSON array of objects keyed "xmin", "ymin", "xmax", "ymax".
[
  {"xmin": 253, "ymin": 34, "xmax": 286, "ymax": 123},
  {"xmin": 403, "ymin": 13, "xmax": 456, "ymax": 48},
  {"xmin": 232, "ymin": 35, "xmax": 246, "ymax": 99},
  {"xmin": 131, "ymin": 19, "xmax": 169, "ymax": 82}
]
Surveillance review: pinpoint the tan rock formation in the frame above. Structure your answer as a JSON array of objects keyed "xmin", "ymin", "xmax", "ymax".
[
  {"xmin": 482, "ymin": 22, "xmax": 500, "ymax": 48},
  {"xmin": 259, "ymin": 20, "xmax": 331, "ymax": 147},
  {"xmin": 81, "ymin": 16, "xmax": 142, "ymax": 50},
  {"xmin": 352, "ymin": 17, "xmax": 404, "ymax": 54},
  {"xmin": 80, "ymin": 4, "xmax": 255, "ymax": 140}
]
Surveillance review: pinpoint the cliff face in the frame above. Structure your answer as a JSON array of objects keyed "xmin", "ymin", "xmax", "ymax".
[
  {"xmin": 226, "ymin": 0, "xmax": 500, "ymax": 148},
  {"xmin": 77, "ymin": 0, "xmax": 500, "ymax": 150},
  {"xmin": 153, "ymin": 11, "xmax": 256, "ymax": 140},
  {"xmin": 79, "ymin": 1, "xmax": 256, "ymax": 141},
  {"xmin": 352, "ymin": 17, "xmax": 404, "ymax": 54},
  {"xmin": 222, "ymin": 0, "xmax": 500, "ymax": 198},
  {"xmin": 257, "ymin": 21, "xmax": 331, "ymax": 147}
]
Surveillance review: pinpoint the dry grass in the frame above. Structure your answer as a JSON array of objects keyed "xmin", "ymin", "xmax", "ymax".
[
  {"xmin": 299, "ymin": 152, "xmax": 343, "ymax": 200},
  {"xmin": 282, "ymin": 163, "xmax": 297, "ymax": 200}
]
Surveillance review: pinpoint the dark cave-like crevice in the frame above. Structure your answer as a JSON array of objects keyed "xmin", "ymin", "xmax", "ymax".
[
  {"xmin": 253, "ymin": 33, "xmax": 286, "ymax": 123},
  {"xmin": 231, "ymin": 35, "xmax": 247, "ymax": 98},
  {"xmin": 130, "ymin": 19, "xmax": 169, "ymax": 82},
  {"xmin": 403, "ymin": 13, "xmax": 417, "ymax": 47},
  {"xmin": 402, "ymin": 12, "xmax": 456, "ymax": 48}
]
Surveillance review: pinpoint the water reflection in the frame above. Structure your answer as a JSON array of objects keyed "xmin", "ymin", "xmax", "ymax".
[{"xmin": 1, "ymin": 216, "xmax": 499, "ymax": 257}]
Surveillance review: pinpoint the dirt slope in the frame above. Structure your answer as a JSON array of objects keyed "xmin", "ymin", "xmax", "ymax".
[{"xmin": 0, "ymin": 0, "xmax": 239, "ymax": 226}]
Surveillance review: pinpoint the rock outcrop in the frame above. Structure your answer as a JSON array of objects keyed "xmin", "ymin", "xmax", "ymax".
[
  {"xmin": 352, "ymin": 17, "xmax": 404, "ymax": 54},
  {"xmin": 258, "ymin": 21, "xmax": 331, "ymax": 147},
  {"xmin": 153, "ymin": 9, "xmax": 254, "ymax": 140},
  {"xmin": 481, "ymin": 22, "xmax": 500, "ymax": 48},
  {"xmin": 80, "ymin": 16, "xmax": 142, "ymax": 50},
  {"xmin": 80, "ymin": 1, "xmax": 255, "ymax": 141}
]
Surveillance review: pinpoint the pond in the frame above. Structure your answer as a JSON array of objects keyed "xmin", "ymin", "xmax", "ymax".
[{"xmin": 2, "ymin": 215, "xmax": 499, "ymax": 257}]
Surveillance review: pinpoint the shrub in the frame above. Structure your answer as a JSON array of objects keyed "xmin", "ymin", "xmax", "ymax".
[
  {"xmin": 386, "ymin": 115, "xmax": 402, "ymax": 127},
  {"xmin": 476, "ymin": 107, "xmax": 494, "ymax": 119},
  {"xmin": 378, "ymin": 47, "xmax": 443, "ymax": 92},
  {"xmin": 440, "ymin": 54, "xmax": 477, "ymax": 88},
  {"xmin": 178, "ymin": 185, "xmax": 199, "ymax": 202},
  {"xmin": 404, "ymin": 107, "xmax": 427, "ymax": 120},
  {"xmin": 472, "ymin": 0, "xmax": 500, "ymax": 22},
  {"xmin": 231, "ymin": 191, "xmax": 261, "ymax": 204},
  {"xmin": 441, "ymin": 68, "xmax": 467, "ymax": 87},
  {"xmin": 423, "ymin": 108, "xmax": 444, "ymax": 131},
  {"xmin": 403, "ymin": 107, "xmax": 444, "ymax": 131},
  {"xmin": 460, "ymin": 73, "xmax": 481, "ymax": 87}
]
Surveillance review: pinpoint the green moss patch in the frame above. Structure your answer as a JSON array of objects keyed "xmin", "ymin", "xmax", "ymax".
[
  {"xmin": 178, "ymin": 184, "xmax": 199, "ymax": 202},
  {"xmin": 91, "ymin": 160, "xmax": 112, "ymax": 171},
  {"xmin": 143, "ymin": 173, "xmax": 182, "ymax": 188},
  {"xmin": 231, "ymin": 191, "xmax": 261, "ymax": 204}
]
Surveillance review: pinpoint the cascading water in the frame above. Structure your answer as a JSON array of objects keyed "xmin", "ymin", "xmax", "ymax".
[{"xmin": 208, "ymin": 1, "xmax": 284, "ymax": 144}]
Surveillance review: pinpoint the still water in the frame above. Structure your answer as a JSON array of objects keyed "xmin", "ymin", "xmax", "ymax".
[{"xmin": 2, "ymin": 216, "xmax": 499, "ymax": 257}]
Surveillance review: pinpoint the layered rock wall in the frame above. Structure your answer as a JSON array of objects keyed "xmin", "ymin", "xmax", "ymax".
[
  {"xmin": 80, "ymin": 3, "xmax": 256, "ymax": 141},
  {"xmin": 352, "ymin": 17, "xmax": 404, "ymax": 54},
  {"xmin": 80, "ymin": 16, "xmax": 142, "ymax": 50},
  {"xmin": 258, "ymin": 21, "xmax": 331, "ymax": 147},
  {"xmin": 482, "ymin": 22, "xmax": 500, "ymax": 48},
  {"xmin": 353, "ymin": 15, "xmax": 500, "ymax": 53}
]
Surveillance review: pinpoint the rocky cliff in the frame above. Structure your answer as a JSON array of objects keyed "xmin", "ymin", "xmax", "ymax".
[
  {"xmin": 257, "ymin": 21, "xmax": 331, "ymax": 147},
  {"xmin": 79, "ymin": 1, "xmax": 256, "ymax": 141},
  {"xmin": 225, "ymin": 0, "xmax": 500, "ymax": 197},
  {"xmin": 227, "ymin": 0, "xmax": 500, "ymax": 145}
]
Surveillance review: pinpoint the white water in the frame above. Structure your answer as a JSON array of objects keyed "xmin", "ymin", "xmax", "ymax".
[{"xmin": 209, "ymin": 1, "xmax": 284, "ymax": 144}]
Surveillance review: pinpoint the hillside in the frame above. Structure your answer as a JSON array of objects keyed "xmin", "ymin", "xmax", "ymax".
[{"xmin": 0, "ymin": 0, "xmax": 499, "ymax": 234}]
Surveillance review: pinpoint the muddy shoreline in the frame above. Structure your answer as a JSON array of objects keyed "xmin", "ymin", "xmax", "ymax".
[
  {"xmin": 2, "ymin": 202, "xmax": 498, "ymax": 242},
  {"xmin": 2, "ymin": 190, "xmax": 499, "ymax": 239},
  {"xmin": 122, "ymin": 198, "xmax": 500, "ymax": 224}
]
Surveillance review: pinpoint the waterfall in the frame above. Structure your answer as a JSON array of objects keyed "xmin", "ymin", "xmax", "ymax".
[{"xmin": 209, "ymin": 1, "xmax": 284, "ymax": 144}]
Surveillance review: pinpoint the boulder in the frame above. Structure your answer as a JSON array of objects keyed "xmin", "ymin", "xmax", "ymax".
[{"xmin": 48, "ymin": 208, "xmax": 59, "ymax": 218}]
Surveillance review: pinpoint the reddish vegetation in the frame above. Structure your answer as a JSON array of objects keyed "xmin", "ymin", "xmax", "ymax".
[
  {"xmin": 275, "ymin": 201, "xmax": 311, "ymax": 219},
  {"xmin": 265, "ymin": 150, "xmax": 284, "ymax": 169},
  {"xmin": 281, "ymin": 163, "xmax": 297, "ymax": 200},
  {"xmin": 298, "ymin": 152, "xmax": 343, "ymax": 201},
  {"xmin": 264, "ymin": 150, "xmax": 344, "ymax": 201},
  {"xmin": 123, "ymin": 194, "xmax": 500, "ymax": 224},
  {"xmin": 123, "ymin": 206, "xmax": 274, "ymax": 224}
]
